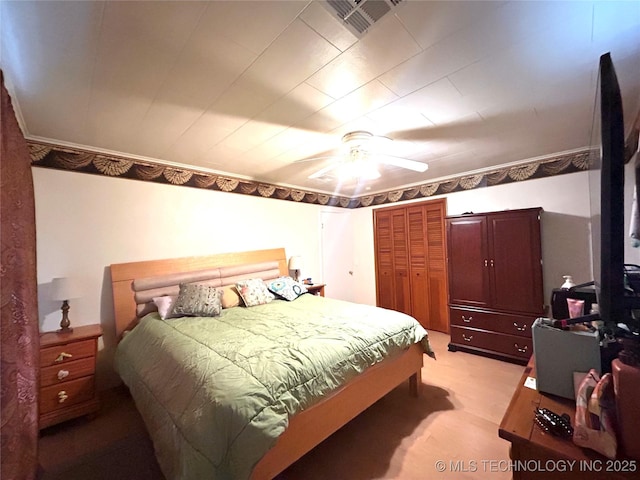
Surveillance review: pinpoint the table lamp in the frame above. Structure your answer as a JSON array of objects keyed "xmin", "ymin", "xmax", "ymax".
[
  {"xmin": 51, "ymin": 277, "xmax": 81, "ymax": 333},
  {"xmin": 288, "ymin": 256, "xmax": 302, "ymax": 282}
]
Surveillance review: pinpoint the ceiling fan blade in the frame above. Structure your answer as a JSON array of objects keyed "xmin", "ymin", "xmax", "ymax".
[
  {"xmin": 308, "ymin": 163, "xmax": 340, "ymax": 179},
  {"xmin": 377, "ymin": 155, "xmax": 428, "ymax": 172}
]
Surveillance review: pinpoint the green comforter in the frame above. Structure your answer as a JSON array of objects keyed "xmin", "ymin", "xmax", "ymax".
[{"xmin": 115, "ymin": 294, "xmax": 432, "ymax": 480}]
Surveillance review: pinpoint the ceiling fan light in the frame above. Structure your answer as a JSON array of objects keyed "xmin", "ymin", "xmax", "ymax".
[{"xmin": 338, "ymin": 160, "xmax": 380, "ymax": 180}]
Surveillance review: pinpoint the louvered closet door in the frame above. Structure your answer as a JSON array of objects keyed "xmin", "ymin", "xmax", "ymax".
[
  {"xmin": 374, "ymin": 199, "xmax": 449, "ymax": 333},
  {"xmin": 391, "ymin": 210, "xmax": 412, "ymax": 315},
  {"xmin": 407, "ymin": 206, "xmax": 429, "ymax": 328},
  {"xmin": 425, "ymin": 203, "xmax": 449, "ymax": 333},
  {"xmin": 374, "ymin": 210, "xmax": 395, "ymax": 310}
]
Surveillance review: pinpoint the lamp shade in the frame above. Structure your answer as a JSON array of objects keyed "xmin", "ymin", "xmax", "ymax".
[
  {"xmin": 51, "ymin": 277, "xmax": 82, "ymax": 301},
  {"xmin": 288, "ymin": 256, "xmax": 302, "ymax": 271}
]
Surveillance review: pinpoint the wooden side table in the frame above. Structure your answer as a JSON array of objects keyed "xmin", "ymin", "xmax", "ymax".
[
  {"xmin": 305, "ymin": 284, "xmax": 325, "ymax": 297},
  {"xmin": 39, "ymin": 324, "xmax": 103, "ymax": 429},
  {"xmin": 499, "ymin": 356, "xmax": 637, "ymax": 479}
]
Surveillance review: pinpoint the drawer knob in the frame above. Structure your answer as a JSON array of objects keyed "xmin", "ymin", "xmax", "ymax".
[
  {"xmin": 57, "ymin": 369, "xmax": 70, "ymax": 380},
  {"xmin": 55, "ymin": 352, "xmax": 73, "ymax": 363},
  {"xmin": 58, "ymin": 391, "xmax": 68, "ymax": 403},
  {"xmin": 513, "ymin": 322, "xmax": 527, "ymax": 332},
  {"xmin": 514, "ymin": 343, "xmax": 528, "ymax": 353},
  {"xmin": 462, "ymin": 334, "xmax": 473, "ymax": 342},
  {"xmin": 462, "ymin": 315, "xmax": 473, "ymax": 323}
]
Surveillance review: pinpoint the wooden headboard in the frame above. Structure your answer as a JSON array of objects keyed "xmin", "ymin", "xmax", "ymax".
[{"xmin": 110, "ymin": 248, "xmax": 288, "ymax": 339}]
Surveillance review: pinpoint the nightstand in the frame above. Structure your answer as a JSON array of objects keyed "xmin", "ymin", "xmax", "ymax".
[
  {"xmin": 39, "ymin": 324, "xmax": 103, "ymax": 429},
  {"xmin": 305, "ymin": 284, "xmax": 326, "ymax": 297}
]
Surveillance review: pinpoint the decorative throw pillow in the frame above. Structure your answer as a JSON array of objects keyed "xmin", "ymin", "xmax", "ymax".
[
  {"xmin": 266, "ymin": 276, "xmax": 308, "ymax": 301},
  {"xmin": 152, "ymin": 295, "xmax": 179, "ymax": 320},
  {"xmin": 170, "ymin": 283, "xmax": 222, "ymax": 317},
  {"xmin": 220, "ymin": 285, "xmax": 241, "ymax": 309},
  {"xmin": 235, "ymin": 278, "xmax": 275, "ymax": 307}
]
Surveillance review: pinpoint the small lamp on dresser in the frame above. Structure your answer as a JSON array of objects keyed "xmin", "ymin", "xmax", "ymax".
[
  {"xmin": 288, "ymin": 256, "xmax": 302, "ymax": 282},
  {"xmin": 51, "ymin": 277, "xmax": 82, "ymax": 333}
]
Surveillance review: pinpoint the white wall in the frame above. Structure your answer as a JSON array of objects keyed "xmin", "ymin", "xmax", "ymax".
[{"xmin": 33, "ymin": 168, "xmax": 336, "ymax": 388}]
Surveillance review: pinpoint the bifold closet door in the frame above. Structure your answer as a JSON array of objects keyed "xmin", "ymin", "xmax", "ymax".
[{"xmin": 374, "ymin": 199, "xmax": 449, "ymax": 333}]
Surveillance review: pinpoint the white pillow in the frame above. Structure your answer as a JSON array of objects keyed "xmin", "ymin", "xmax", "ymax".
[{"xmin": 152, "ymin": 295, "xmax": 178, "ymax": 320}]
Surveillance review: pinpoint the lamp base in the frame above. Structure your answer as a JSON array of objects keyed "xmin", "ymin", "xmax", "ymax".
[{"xmin": 58, "ymin": 300, "xmax": 73, "ymax": 333}]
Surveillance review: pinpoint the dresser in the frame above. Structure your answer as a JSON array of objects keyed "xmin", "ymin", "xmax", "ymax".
[
  {"xmin": 500, "ymin": 357, "xmax": 637, "ymax": 479},
  {"xmin": 447, "ymin": 208, "xmax": 544, "ymax": 363},
  {"xmin": 39, "ymin": 324, "xmax": 103, "ymax": 429}
]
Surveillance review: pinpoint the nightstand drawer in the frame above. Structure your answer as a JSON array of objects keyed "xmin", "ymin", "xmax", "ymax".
[
  {"xmin": 40, "ymin": 376, "xmax": 95, "ymax": 414},
  {"xmin": 40, "ymin": 339, "xmax": 95, "ymax": 367},
  {"xmin": 40, "ymin": 357, "xmax": 95, "ymax": 387}
]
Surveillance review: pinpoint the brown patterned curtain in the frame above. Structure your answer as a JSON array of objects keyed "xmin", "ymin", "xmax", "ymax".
[{"xmin": 1, "ymin": 71, "xmax": 40, "ymax": 479}]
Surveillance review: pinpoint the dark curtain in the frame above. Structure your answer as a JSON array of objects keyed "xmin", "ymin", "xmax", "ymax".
[{"xmin": 1, "ymin": 71, "xmax": 40, "ymax": 479}]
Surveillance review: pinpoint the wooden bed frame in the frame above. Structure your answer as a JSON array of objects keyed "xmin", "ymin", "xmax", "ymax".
[{"xmin": 110, "ymin": 247, "xmax": 424, "ymax": 480}]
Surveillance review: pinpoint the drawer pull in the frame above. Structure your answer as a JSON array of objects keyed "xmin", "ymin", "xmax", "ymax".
[
  {"xmin": 54, "ymin": 352, "xmax": 73, "ymax": 363},
  {"xmin": 57, "ymin": 369, "xmax": 70, "ymax": 380},
  {"xmin": 462, "ymin": 315, "xmax": 473, "ymax": 323},
  {"xmin": 58, "ymin": 391, "xmax": 68, "ymax": 403},
  {"xmin": 513, "ymin": 322, "xmax": 527, "ymax": 332},
  {"xmin": 462, "ymin": 334, "xmax": 473, "ymax": 342},
  {"xmin": 514, "ymin": 343, "xmax": 528, "ymax": 353}
]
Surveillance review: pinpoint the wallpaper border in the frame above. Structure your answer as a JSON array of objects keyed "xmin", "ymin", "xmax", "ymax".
[{"xmin": 28, "ymin": 140, "xmax": 591, "ymax": 209}]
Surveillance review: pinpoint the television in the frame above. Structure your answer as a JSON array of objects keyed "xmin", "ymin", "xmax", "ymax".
[{"xmin": 588, "ymin": 52, "xmax": 639, "ymax": 343}]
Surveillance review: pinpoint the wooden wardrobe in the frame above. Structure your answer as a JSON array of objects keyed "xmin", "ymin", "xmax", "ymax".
[
  {"xmin": 446, "ymin": 207, "xmax": 544, "ymax": 363},
  {"xmin": 373, "ymin": 198, "xmax": 449, "ymax": 333}
]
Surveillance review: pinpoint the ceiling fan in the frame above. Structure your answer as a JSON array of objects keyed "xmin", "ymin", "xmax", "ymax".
[{"xmin": 303, "ymin": 131, "xmax": 428, "ymax": 181}]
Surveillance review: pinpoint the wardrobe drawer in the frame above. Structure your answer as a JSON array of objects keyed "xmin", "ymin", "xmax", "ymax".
[
  {"xmin": 449, "ymin": 307, "xmax": 536, "ymax": 338},
  {"xmin": 40, "ymin": 339, "xmax": 95, "ymax": 367},
  {"xmin": 40, "ymin": 376, "xmax": 94, "ymax": 414},
  {"xmin": 40, "ymin": 357, "xmax": 95, "ymax": 387},
  {"xmin": 450, "ymin": 326, "xmax": 532, "ymax": 360}
]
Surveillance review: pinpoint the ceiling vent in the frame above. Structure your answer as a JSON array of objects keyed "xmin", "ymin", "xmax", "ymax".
[{"xmin": 323, "ymin": 0, "xmax": 404, "ymax": 36}]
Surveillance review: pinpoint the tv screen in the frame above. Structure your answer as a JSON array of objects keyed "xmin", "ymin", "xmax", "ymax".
[{"xmin": 590, "ymin": 53, "xmax": 629, "ymax": 329}]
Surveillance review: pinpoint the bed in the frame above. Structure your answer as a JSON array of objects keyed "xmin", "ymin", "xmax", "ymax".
[{"xmin": 110, "ymin": 248, "xmax": 433, "ymax": 480}]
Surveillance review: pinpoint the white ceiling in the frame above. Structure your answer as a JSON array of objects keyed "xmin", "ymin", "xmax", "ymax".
[{"xmin": 2, "ymin": 0, "xmax": 639, "ymax": 196}]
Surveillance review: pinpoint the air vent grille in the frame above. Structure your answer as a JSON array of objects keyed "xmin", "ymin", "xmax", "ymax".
[
  {"xmin": 347, "ymin": 11, "xmax": 370, "ymax": 34},
  {"xmin": 327, "ymin": 0, "xmax": 353, "ymax": 18},
  {"xmin": 360, "ymin": 0, "xmax": 391, "ymax": 22},
  {"xmin": 325, "ymin": 0, "xmax": 404, "ymax": 37}
]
